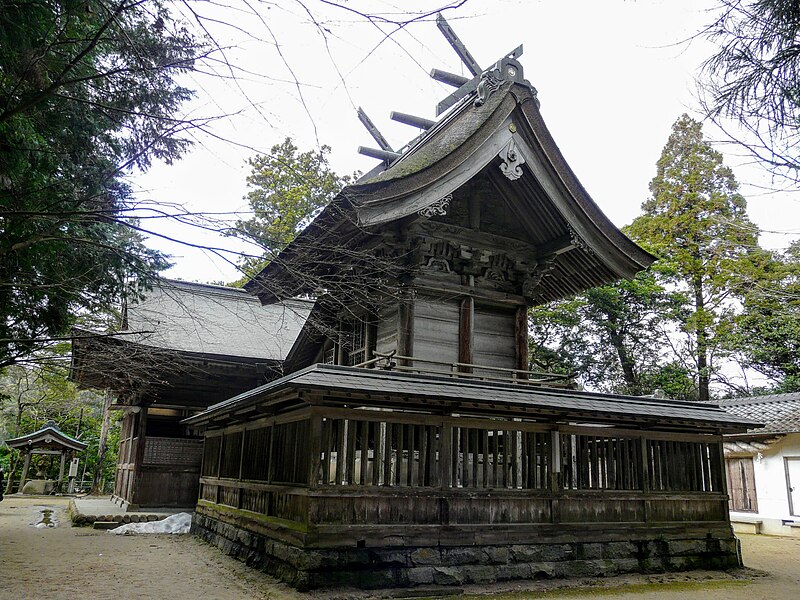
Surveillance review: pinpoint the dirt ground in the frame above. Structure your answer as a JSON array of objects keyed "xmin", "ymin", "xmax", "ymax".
[{"xmin": 1, "ymin": 496, "xmax": 799, "ymax": 600}]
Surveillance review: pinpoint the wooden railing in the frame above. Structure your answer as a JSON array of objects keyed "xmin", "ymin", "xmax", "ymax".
[{"xmin": 355, "ymin": 351, "xmax": 575, "ymax": 388}]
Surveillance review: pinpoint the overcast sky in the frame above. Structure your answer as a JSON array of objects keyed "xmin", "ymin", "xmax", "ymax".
[{"xmin": 132, "ymin": 0, "xmax": 800, "ymax": 283}]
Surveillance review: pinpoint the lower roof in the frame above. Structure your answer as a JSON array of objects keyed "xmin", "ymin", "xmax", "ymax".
[
  {"xmin": 718, "ymin": 392, "xmax": 800, "ymax": 435},
  {"xmin": 183, "ymin": 364, "xmax": 757, "ymax": 434}
]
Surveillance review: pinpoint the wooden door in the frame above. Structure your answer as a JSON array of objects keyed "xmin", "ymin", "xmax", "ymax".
[{"xmin": 725, "ymin": 457, "xmax": 758, "ymax": 512}]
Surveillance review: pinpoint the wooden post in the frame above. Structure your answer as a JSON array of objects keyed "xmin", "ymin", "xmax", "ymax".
[
  {"xmin": 550, "ymin": 429, "xmax": 561, "ymax": 524},
  {"xmin": 398, "ymin": 294, "xmax": 415, "ymax": 367},
  {"xmin": 308, "ymin": 411, "xmax": 323, "ymax": 488},
  {"xmin": 130, "ymin": 405, "xmax": 148, "ymax": 506},
  {"xmin": 91, "ymin": 390, "xmax": 114, "ymax": 495},
  {"xmin": 639, "ymin": 435, "xmax": 650, "ymax": 523},
  {"xmin": 458, "ymin": 296, "xmax": 474, "ymax": 369},
  {"xmin": 57, "ymin": 451, "xmax": 66, "ymax": 493},
  {"xmin": 515, "ymin": 305, "xmax": 529, "ymax": 378}
]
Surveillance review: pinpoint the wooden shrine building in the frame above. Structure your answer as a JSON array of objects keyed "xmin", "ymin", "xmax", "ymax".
[
  {"xmin": 5, "ymin": 421, "xmax": 87, "ymax": 494},
  {"xmin": 185, "ymin": 18, "xmax": 757, "ymax": 589},
  {"xmin": 71, "ymin": 279, "xmax": 311, "ymax": 507}
]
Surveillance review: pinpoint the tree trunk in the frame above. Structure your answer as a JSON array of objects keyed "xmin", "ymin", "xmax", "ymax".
[
  {"xmin": 91, "ymin": 390, "xmax": 113, "ymax": 495},
  {"xmin": 693, "ymin": 277, "xmax": 710, "ymax": 403},
  {"xmin": 4, "ymin": 451, "xmax": 18, "ymax": 494}
]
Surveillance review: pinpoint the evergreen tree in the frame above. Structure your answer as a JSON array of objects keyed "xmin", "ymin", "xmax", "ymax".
[
  {"xmin": 0, "ymin": 0, "xmax": 202, "ymax": 366},
  {"xmin": 231, "ymin": 138, "xmax": 355, "ymax": 283},
  {"xmin": 627, "ymin": 114, "xmax": 761, "ymax": 402}
]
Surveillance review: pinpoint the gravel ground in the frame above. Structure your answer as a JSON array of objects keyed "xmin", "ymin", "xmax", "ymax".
[{"xmin": 1, "ymin": 495, "xmax": 799, "ymax": 599}]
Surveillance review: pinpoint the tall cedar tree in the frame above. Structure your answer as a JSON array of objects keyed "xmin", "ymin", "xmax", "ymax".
[
  {"xmin": 232, "ymin": 138, "xmax": 354, "ymax": 281},
  {"xmin": 627, "ymin": 114, "xmax": 760, "ymax": 402},
  {"xmin": 0, "ymin": 1, "xmax": 201, "ymax": 367}
]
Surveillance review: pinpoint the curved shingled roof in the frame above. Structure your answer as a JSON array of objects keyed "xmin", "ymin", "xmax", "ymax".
[
  {"xmin": 5, "ymin": 420, "xmax": 87, "ymax": 452},
  {"xmin": 246, "ymin": 82, "xmax": 653, "ymax": 305}
]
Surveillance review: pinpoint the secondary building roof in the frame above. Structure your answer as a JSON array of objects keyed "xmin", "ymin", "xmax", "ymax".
[
  {"xmin": 121, "ymin": 279, "xmax": 312, "ymax": 360},
  {"xmin": 5, "ymin": 420, "xmax": 87, "ymax": 452},
  {"xmin": 184, "ymin": 364, "xmax": 756, "ymax": 434},
  {"xmin": 718, "ymin": 392, "xmax": 800, "ymax": 436}
]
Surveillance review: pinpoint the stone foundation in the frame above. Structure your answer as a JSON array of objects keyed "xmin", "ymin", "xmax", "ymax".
[{"xmin": 192, "ymin": 512, "xmax": 741, "ymax": 590}]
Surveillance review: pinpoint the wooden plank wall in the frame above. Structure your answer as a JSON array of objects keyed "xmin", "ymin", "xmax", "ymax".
[
  {"xmin": 413, "ymin": 298, "xmax": 459, "ymax": 370},
  {"xmin": 472, "ymin": 306, "xmax": 516, "ymax": 370}
]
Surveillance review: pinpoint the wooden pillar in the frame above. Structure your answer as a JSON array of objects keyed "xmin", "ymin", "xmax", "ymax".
[
  {"xmin": 515, "ymin": 305, "xmax": 529, "ymax": 378},
  {"xmin": 131, "ymin": 405, "xmax": 149, "ymax": 506},
  {"xmin": 57, "ymin": 451, "xmax": 66, "ymax": 493},
  {"xmin": 458, "ymin": 296, "xmax": 474, "ymax": 370},
  {"xmin": 20, "ymin": 451, "xmax": 32, "ymax": 491},
  {"xmin": 398, "ymin": 294, "xmax": 414, "ymax": 366},
  {"xmin": 308, "ymin": 410, "xmax": 323, "ymax": 489}
]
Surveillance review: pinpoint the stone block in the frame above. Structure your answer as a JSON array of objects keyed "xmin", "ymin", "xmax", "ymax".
[
  {"xmin": 496, "ymin": 562, "xmax": 532, "ymax": 581},
  {"xmin": 441, "ymin": 547, "xmax": 482, "ymax": 566},
  {"xmin": 603, "ymin": 541, "xmax": 637, "ymax": 559},
  {"xmin": 460, "ymin": 564, "xmax": 497, "ymax": 584},
  {"xmin": 432, "ymin": 566, "xmax": 464, "ymax": 586},
  {"xmin": 579, "ymin": 543, "xmax": 603, "ymax": 560},
  {"xmin": 529, "ymin": 562, "xmax": 557, "ymax": 579},
  {"xmin": 483, "ymin": 546, "xmax": 509, "ymax": 565},
  {"xmin": 407, "ymin": 566, "xmax": 435, "ymax": 585},
  {"xmin": 539, "ymin": 543, "xmax": 574, "ymax": 562},
  {"xmin": 509, "ymin": 544, "xmax": 543, "ymax": 563},
  {"xmin": 668, "ymin": 539, "xmax": 707, "ymax": 556},
  {"xmin": 411, "ymin": 547, "xmax": 441, "ymax": 566}
]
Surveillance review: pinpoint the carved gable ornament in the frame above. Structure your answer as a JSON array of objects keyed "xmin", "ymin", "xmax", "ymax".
[
  {"xmin": 499, "ymin": 137, "xmax": 525, "ymax": 181},
  {"xmin": 418, "ymin": 193, "xmax": 452, "ymax": 218}
]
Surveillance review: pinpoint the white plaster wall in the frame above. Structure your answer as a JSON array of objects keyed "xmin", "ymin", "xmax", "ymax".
[{"xmin": 730, "ymin": 434, "xmax": 800, "ymax": 536}]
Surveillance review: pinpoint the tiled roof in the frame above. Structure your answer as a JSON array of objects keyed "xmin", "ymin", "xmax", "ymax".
[
  {"xmin": 124, "ymin": 279, "xmax": 312, "ymax": 360},
  {"xmin": 718, "ymin": 392, "xmax": 800, "ymax": 435},
  {"xmin": 185, "ymin": 364, "xmax": 756, "ymax": 432}
]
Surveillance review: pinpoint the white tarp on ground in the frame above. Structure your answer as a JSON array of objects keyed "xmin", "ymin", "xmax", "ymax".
[{"xmin": 109, "ymin": 512, "xmax": 192, "ymax": 535}]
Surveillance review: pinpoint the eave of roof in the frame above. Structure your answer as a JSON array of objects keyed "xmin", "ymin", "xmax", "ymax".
[
  {"xmin": 5, "ymin": 424, "xmax": 88, "ymax": 452},
  {"xmin": 183, "ymin": 364, "xmax": 757, "ymax": 434}
]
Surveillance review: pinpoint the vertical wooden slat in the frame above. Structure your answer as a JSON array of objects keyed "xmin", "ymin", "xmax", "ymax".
[
  {"xmin": 441, "ymin": 423, "xmax": 453, "ymax": 489},
  {"xmin": 347, "ymin": 419, "xmax": 357, "ymax": 485},
  {"xmin": 406, "ymin": 424, "xmax": 415, "ymax": 487},
  {"xmin": 384, "ymin": 422, "xmax": 393, "ymax": 486},
  {"xmin": 492, "ymin": 430, "xmax": 499, "ymax": 488},
  {"xmin": 359, "ymin": 420, "xmax": 369, "ymax": 485},
  {"xmin": 418, "ymin": 425, "xmax": 428, "ymax": 486},
  {"xmin": 335, "ymin": 419, "xmax": 345, "ymax": 485},
  {"xmin": 483, "ymin": 429, "xmax": 490, "ymax": 489},
  {"xmin": 397, "ymin": 423, "xmax": 406, "ymax": 486},
  {"xmin": 471, "ymin": 428, "xmax": 479, "ymax": 488},
  {"xmin": 374, "ymin": 421, "xmax": 384, "ymax": 486},
  {"xmin": 504, "ymin": 430, "xmax": 512, "ymax": 488},
  {"xmin": 320, "ymin": 418, "xmax": 331, "ymax": 485},
  {"xmin": 510, "ymin": 430, "xmax": 519, "ymax": 489},
  {"xmin": 701, "ymin": 443, "xmax": 711, "ymax": 492},
  {"xmin": 309, "ymin": 415, "xmax": 322, "ymax": 488}
]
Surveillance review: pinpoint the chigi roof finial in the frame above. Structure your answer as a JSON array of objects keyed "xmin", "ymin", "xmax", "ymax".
[{"xmin": 357, "ymin": 13, "xmax": 537, "ymax": 168}]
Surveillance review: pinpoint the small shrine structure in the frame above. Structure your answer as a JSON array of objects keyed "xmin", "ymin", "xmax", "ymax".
[
  {"xmin": 184, "ymin": 17, "xmax": 758, "ymax": 589},
  {"xmin": 71, "ymin": 278, "xmax": 311, "ymax": 507},
  {"xmin": 6, "ymin": 421, "xmax": 87, "ymax": 494}
]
